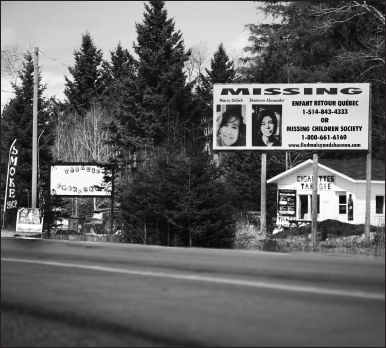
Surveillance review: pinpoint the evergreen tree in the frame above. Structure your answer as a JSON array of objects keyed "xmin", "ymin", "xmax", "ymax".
[
  {"xmin": 101, "ymin": 42, "xmax": 139, "ymax": 159},
  {"xmin": 197, "ymin": 43, "xmax": 236, "ymax": 104},
  {"xmin": 111, "ymin": 2, "xmax": 247, "ymax": 246},
  {"xmin": 1, "ymin": 53, "xmax": 53, "ymax": 227},
  {"xmin": 100, "ymin": 42, "xmax": 137, "ymax": 99},
  {"xmin": 108, "ymin": 1, "xmax": 201, "ymax": 176},
  {"xmin": 109, "ymin": 42, "xmax": 136, "ymax": 80},
  {"xmin": 133, "ymin": 0, "xmax": 191, "ymax": 146},
  {"xmin": 117, "ymin": 139, "xmax": 236, "ymax": 247},
  {"xmin": 195, "ymin": 43, "xmax": 236, "ymax": 152},
  {"xmin": 64, "ymin": 31, "xmax": 104, "ymax": 114}
]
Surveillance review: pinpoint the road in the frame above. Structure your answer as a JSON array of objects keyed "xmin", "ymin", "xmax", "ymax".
[{"xmin": 1, "ymin": 239, "xmax": 385, "ymax": 347}]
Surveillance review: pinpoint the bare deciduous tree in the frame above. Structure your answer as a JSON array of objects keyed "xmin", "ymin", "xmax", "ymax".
[
  {"xmin": 1, "ymin": 44, "xmax": 28, "ymax": 85},
  {"xmin": 51, "ymin": 102, "xmax": 114, "ymax": 210},
  {"xmin": 52, "ymin": 103, "xmax": 113, "ymax": 162},
  {"xmin": 311, "ymin": 1, "xmax": 385, "ymax": 85},
  {"xmin": 312, "ymin": 1, "xmax": 384, "ymax": 28},
  {"xmin": 185, "ymin": 41, "xmax": 209, "ymax": 84},
  {"xmin": 227, "ymin": 47, "xmax": 248, "ymax": 78},
  {"xmin": 311, "ymin": 1, "xmax": 385, "ymax": 158}
]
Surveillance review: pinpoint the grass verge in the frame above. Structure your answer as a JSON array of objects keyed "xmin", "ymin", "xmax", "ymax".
[{"xmin": 234, "ymin": 219, "xmax": 385, "ymax": 256}]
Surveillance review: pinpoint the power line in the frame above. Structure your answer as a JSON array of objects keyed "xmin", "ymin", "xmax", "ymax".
[
  {"xmin": 44, "ymin": 87, "xmax": 66, "ymax": 97},
  {"xmin": 4, "ymin": 49, "xmax": 110, "ymax": 105},
  {"xmin": 47, "ymin": 57, "xmax": 74, "ymax": 63},
  {"xmin": 38, "ymin": 49, "xmax": 103, "ymax": 80},
  {"xmin": 38, "ymin": 50, "xmax": 70, "ymax": 68}
]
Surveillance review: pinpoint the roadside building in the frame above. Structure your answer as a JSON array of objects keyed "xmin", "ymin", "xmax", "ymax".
[{"xmin": 267, "ymin": 158, "xmax": 385, "ymax": 231}]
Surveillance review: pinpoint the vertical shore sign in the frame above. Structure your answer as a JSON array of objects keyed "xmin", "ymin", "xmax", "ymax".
[
  {"xmin": 2, "ymin": 140, "xmax": 19, "ymax": 228},
  {"xmin": 3, "ymin": 140, "xmax": 44, "ymax": 238}
]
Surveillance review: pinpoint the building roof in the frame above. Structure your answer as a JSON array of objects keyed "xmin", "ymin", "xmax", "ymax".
[
  {"xmin": 318, "ymin": 159, "xmax": 385, "ymax": 181},
  {"xmin": 267, "ymin": 158, "xmax": 385, "ymax": 184}
]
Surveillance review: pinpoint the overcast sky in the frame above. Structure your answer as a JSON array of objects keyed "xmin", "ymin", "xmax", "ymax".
[{"xmin": 1, "ymin": 1, "xmax": 270, "ymax": 109}]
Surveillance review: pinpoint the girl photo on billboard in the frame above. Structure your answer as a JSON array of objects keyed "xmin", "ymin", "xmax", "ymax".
[
  {"xmin": 17, "ymin": 208, "xmax": 41, "ymax": 224},
  {"xmin": 215, "ymin": 104, "xmax": 246, "ymax": 147},
  {"xmin": 252, "ymin": 105, "xmax": 282, "ymax": 147}
]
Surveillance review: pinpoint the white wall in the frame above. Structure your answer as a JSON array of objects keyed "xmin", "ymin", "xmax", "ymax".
[{"xmin": 355, "ymin": 182, "xmax": 385, "ymax": 226}]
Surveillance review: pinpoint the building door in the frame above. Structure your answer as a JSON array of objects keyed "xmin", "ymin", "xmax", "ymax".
[
  {"xmin": 298, "ymin": 194, "xmax": 320, "ymax": 219},
  {"xmin": 336, "ymin": 191, "xmax": 347, "ymax": 222},
  {"xmin": 299, "ymin": 195, "xmax": 308, "ymax": 219}
]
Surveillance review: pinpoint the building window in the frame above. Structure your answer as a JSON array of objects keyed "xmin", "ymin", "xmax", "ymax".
[
  {"xmin": 339, "ymin": 195, "xmax": 347, "ymax": 214},
  {"xmin": 376, "ymin": 196, "xmax": 384, "ymax": 214}
]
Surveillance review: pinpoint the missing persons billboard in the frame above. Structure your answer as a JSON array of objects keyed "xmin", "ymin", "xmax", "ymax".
[
  {"xmin": 50, "ymin": 163, "xmax": 112, "ymax": 197},
  {"xmin": 213, "ymin": 83, "xmax": 370, "ymax": 151},
  {"xmin": 16, "ymin": 207, "xmax": 43, "ymax": 236}
]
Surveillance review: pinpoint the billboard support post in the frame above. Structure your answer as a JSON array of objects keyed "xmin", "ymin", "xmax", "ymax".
[
  {"xmin": 364, "ymin": 86, "xmax": 372, "ymax": 244},
  {"xmin": 261, "ymin": 153, "xmax": 266, "ymax": 237},
  {"xmin": 47, "ymin": 162, "xmax": 51, "ymax": 238},
  {"xmin": 312, "ymin": 153, "xmax": 318, "ymax": 248},
  {"xmin": 47, "ymin": 163, "xmax": 113, "ymax": 238},
  {"xmin": 110, "ymin": 166, "xmax": 114, "ymax": 236}
]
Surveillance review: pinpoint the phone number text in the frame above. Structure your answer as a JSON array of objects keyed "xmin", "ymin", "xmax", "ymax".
[
  {"xmin": 302, "ymin": 134, "xmax": 347, "ymax": 140},
  {"xmin": 303, "ymin": 109, "xmax": 348, "ymax": 115}
]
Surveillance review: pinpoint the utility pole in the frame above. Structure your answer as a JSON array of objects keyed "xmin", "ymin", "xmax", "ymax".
[{"xmin": 32, "ymin": 47, "xmax": 39, "ymax": 208}]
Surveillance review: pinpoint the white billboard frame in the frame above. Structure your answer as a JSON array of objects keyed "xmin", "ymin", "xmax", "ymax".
[
  {"xmin": 50, "ymin": 163, "xmax": 112, "ymax": 197},
  {"xmin": 213, "ymin": 83, "xmax": 370, "ymax": 151}
]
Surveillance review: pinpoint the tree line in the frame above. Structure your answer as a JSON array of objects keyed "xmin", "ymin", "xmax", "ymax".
[{"xmin": 1, "ymin": 1, "xmax": 384, "ymax": 246}]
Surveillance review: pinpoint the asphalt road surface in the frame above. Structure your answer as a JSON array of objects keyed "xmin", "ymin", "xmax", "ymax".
[{"xmin": 1, "ymin": 239, "xmax": 385, "ymax": 347}]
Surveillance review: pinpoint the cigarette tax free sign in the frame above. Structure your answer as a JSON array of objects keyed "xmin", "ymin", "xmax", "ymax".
[{"xmin": 212, "ymin": 83, "xmax": 370, "ymax": 151}]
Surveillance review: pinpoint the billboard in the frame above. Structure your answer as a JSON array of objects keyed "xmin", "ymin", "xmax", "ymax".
[
  {"xmin": 213, "ymin": 83, "xmax": 370, "ymax": 151},
  {"xmin": 50, "ymin": 163, "xmax": 112, "ymax": 197},
  {"xmin": 16, "ymin": 207, "xmax": 43, "ymax": 235}
]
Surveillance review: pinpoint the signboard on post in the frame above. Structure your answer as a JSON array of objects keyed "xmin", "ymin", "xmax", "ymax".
[
  {"xmin": 48, "ymin": 163, "xmax": 114, "ymax": 237},
  {"xmin": 16, "ymin": 207, "xmax": 43, "ymax": 238},
  {"xmin": 2, "ymin": 139, "xmax": 20, "ymax": 232},
  {"xmin": 213, "ymin": 83, "xmax": 370, "ymax": 151},
  {"xmin": 278, "ymin": 189, "xmax": 296, "ymax": 216},
  {"xmin": 50, "ymin": 163, "xmax": 112, "ymax": 197}
]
